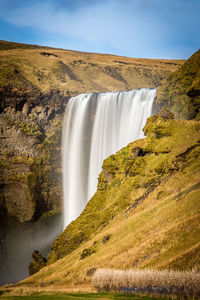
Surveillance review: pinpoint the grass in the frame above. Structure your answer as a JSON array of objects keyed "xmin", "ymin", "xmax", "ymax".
[
  {"xmin": 0, "ymin": 40, "xmax": 184, "ymax": 98},
  {"xmin": 92, "ymin": 269, "xmax": 200, "ymax": 298},
  {"xmin": 0, "ymin": 292, "xmax": 165, "ymax": 300},
  {"xmin": 47, "ymin": 117, "xmax": 200, "ymax": 265}
]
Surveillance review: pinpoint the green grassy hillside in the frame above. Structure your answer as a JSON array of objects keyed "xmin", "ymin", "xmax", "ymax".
[{"xmin": 16, "ymin": 112, "xmax": 200, "ymax": 289}]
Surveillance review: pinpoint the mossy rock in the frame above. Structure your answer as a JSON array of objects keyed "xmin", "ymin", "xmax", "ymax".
[
  {"xmin": 156, "ymin": 49, "xmax": 200, "ymax": 120},
  {"xmin": 17, "ymin": 121, "xmax": 42, "ymax": 137},
  {"xmin": 80, "ymin": 246, "xmax": 96, "ymax": 260},
  {"xmin": 29, "ymin": 250, "xmax": 47, "ymax": 275}
]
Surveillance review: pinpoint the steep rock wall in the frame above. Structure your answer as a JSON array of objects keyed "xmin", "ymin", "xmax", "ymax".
[{"xmin": 156, "ymin": 49, "xmax": 200, "ymax": 119}]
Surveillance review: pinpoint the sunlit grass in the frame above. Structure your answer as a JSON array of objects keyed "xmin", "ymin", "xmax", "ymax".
[
  {"xmin": 92, "ymin": 269, "xmax": 200, "ymax": 298},
  {"xmin": 0, "ymin": 292, "xmax": 164, "ymax": 300},
  {"xmin": 0, "ymin": 43, "xmax": 183, "ymax": 97}
]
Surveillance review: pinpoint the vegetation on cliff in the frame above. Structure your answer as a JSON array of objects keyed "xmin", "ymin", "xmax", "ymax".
[
  {"xmin": 156, "ymin": 49, "xmax": 200, "ymax": 120},
  {"xmin": 0, "ymin": 112, "xmax": 63, "ymax": 223},
  {"xmin": 19, "ymin": 113, "xmax": 200, "ymax": 287}
]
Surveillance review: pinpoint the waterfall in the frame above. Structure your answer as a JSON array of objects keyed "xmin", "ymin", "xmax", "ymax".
[{"xmin": 62, "ymin": 88, "xmax": 156, "ymax": 228}]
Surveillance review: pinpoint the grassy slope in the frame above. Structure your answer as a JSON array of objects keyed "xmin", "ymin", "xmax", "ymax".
[
  {"xmin": 0, "ymin": 292, "xmax": 157, "ymax": 300},
  {"xmin": 156, "ymin": 49, "xmax": 200, "ymax": 120},
  {"xmin": 0, "ymin": 40, "xmax": 184, "ymax": 98},
  {"xmin": 17, "ymin": 115, "xmax": 200, "ymax": 288}
]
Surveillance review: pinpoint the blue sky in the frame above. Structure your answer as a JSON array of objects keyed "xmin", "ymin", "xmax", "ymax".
[{"xmin": 0, "ymin": 0, "xmax": 199, "ymax": 59}]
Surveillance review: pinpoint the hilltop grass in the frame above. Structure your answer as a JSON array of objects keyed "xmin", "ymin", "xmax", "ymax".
[{"xmin": 0, "ymin": 41, "xmax": 184, "ymax": 98}]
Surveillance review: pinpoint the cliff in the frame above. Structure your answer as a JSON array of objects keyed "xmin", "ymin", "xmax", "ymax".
[{"xmin": 156, "ymin": 49, "xmax": 200, "ymax": 119}]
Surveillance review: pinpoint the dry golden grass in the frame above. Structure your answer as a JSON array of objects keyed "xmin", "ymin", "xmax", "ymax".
[
  {"xmin": 0, "ymin": 284, "xmax": 95, "ymax": 297},
  {"xmin": 92, "ymin": 268, "xmax": 200, "ymax": 297},
  {"xmin": 0, "ymin": 41, "xmax": 185, "ymax": 97}
]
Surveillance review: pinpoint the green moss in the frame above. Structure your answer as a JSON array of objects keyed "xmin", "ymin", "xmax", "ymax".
[
  {"xmin": 156, "ymin": 49, "xmax": 200, "ymax": 120},
  {"xmin": 124, "ymin": 157, "xmax": 145, "ymax": 177},
  {"xmin": 40, "ymin": 210, "xmax": 57, "ymax": 219},
  {"xmin": 97, "ymin": 173, "xmax": 108, "ymax": 191},
  {"xmin": 157, "ymin": 190, "xmax": 171, "ymax": 200},
  {"xmin": 16, "ymin": 121, "xmax": 42, "ymax": 136},
  {"xmin": 10, "ymin": 155, "xmax": 36, "ymax": 165},
  {"xmin": 102, "ymin": 154, "xmax": 119, "ymax": 174},
  {"xmin": 80, "ymin": 246, "xmax": 96, "ymax": 260}
]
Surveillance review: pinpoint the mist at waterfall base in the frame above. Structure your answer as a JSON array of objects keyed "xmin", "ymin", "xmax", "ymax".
[{"xmin": 62, "ymin": 88, "xmax": 156, "ymax": 228}]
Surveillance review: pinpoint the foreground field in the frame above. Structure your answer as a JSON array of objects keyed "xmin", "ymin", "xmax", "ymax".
[{"xmin": 0, "ymin": 294, "xmax": 165, "ymax": 300}]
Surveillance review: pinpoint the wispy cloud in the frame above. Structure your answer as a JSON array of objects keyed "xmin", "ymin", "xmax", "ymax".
[{"xmin": 0, "ymin": 0, "xmax": 199, "ymax": 58}]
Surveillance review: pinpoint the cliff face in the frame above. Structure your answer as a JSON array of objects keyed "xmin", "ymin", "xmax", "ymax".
[
  {"xmin": 156, "ymin": 49, "xmax": 200, "ymax": 120},
  {"xmin": 0, "ymin": 101, "xmax": 65, "ymax": 224},
  {"xmin": 20, "ymin": 113, "xmax": 200, "ymax": 287},
  {"xmin": 0, "ymin": 40, "xmax": 183, "ymax": 225}
]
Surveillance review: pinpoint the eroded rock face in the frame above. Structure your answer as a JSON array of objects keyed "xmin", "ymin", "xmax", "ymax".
[
  {"xmin": 157, "ymin": 106, "xmax": 174, "ymax": 120},
  {"xmin": 0, "ymin": 115, "xmax": 38, "ymax": 223},
  {"xmin": 155, "ymin": 49, "xmax": 200, "ymax": 120},
  {"xmin": 0, "ymin": 117, "xmax": 40, "ymax": 156},
  {"xmin": 0, "ymin": 92, "xmax": 66, "ymax": 224},
  {"xmin": 3, "ymin": 183, "xmax": 35, "ymax": 223},
  {"xmin": 0, "ymin": 92, "xmax": 65, "ymax": 284}
]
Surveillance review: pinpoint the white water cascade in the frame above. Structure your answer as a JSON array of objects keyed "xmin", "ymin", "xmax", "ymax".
[{"xmin": 62, "ymin": 88, "xmax": 156, "ymax": 228}]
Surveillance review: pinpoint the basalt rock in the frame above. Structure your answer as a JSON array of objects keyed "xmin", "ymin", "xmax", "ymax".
[
  {"xmin": 0, "ymin": 92, "xmax": 66, "ymax": 224},
  {"xmin": 157, "ymin": 106, "xmax": 174, "ymax": 120},
  {"xmin": 29, "ymin": 250, "xmax": 47, "ymax": 275}
]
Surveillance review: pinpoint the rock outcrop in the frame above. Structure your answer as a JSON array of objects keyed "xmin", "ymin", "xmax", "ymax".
[
  {"xmin": 29, "ymin": 250, "xmax": 47, "ymax": 276},
  {"xmin": 156, "ymin": 49, "xmax": 200, "ymax": 120},
  {"xmin": 0, "ymin": 102, "xmax": 65, "ymax": 224}
]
